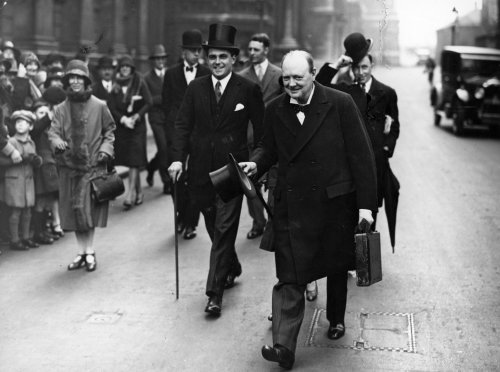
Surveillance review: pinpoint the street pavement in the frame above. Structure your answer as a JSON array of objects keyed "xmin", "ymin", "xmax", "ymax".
[{"xmin": 1, "ymin": 66, "xmax": 500, "ymax": 371}]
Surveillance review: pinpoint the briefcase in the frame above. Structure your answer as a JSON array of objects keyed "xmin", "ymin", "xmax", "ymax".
[{"xmin": 355, "ymin": 231, "xmax": 382, "ymax": 286}]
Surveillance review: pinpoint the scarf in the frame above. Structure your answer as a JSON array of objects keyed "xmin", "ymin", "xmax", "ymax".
[{"xmin": 113, "ymin": 72, "xmax": 141, "ymax": 104}]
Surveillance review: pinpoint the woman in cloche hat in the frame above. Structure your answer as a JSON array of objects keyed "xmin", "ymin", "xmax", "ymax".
[{"xmin": 48, "ymin": 59, "xmax": 116, "ymax": 272}]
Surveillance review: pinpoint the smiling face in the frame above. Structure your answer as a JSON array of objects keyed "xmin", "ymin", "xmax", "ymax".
[
  {"xmin": 352, "ymin": 55, "xmax": 373, "ymax": 85},
  {"xmin": 207, "ymin": 48, "xmax": 235, "ymax": 80},
  {"xmin": 248, "ymin": 40, "xmax": 267, "ymax": 65},
  {"xmin": 119, "ymin": 64, "xmax": 132, "ymax": 77},
  {"xmin": 68, "ymin": 74, "xmax": 85, "ymax": 93},
  {"xmin": 99, "ymin": 67, "xmax": 115, "ymax": 82},
  {"xmin": 15, "ymin": 118, "xmax": 32, "ymax": 135},
  {"xmin": 281, "ymin": 52, "xmax": 315, "ymax": 104}
]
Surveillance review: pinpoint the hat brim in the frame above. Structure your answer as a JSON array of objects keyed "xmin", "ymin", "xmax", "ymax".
[
  {"xmin": 149, "ymin": 54, "xmax": 168, "ymax": 59},
  {"xmin": 209, "ymin": 153, "xmax": 256, "ymax": 202},
  {"xmin": 202, "ymin": 44, "xmax": 240, "ymax": 56},
  {"xmin": 346, "ymin": 38, "xmax": 373, "ymax": 64},
  {"xmin": 62, "ymin": 72, "xmax": 92, "ymax": 87}
]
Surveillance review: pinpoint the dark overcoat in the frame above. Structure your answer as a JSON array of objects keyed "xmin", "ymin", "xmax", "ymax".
[
  {"xmin": 171, "ymin": 73, "xmax": 264, "ymax": 204},
  {"xmin": 252, "ymin": 82, "xmax": 378, "ymax": 284}
]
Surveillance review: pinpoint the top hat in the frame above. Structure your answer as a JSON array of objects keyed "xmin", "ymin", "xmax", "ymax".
[
  {"xmin": 62, "ymin": 59, "xmax": 92, "ymax": 87},
  {"xmin": 209, "ymin": 153, "xmax": 256, "ymax": 202},
  {"xmin": 149, "ymin": 44, "xmax": 168, "ymax": 59},
  {"xmin": 96, "ymin": 55, "xmax": 115, "ymax": 69},
  {"xmin": 344, "ymin": 32, "xmax": 373, "ymax": 65},
  {"xmin": 44, "ymin": 66, "xmax": 65, "ymax": 88},
  {"xmin": 202, "ymin": 24, "xmax": 239, "ymax": 56},
  {"xmin": 181, "ymin": 29, "xmax": 203, "ymax": 49}
]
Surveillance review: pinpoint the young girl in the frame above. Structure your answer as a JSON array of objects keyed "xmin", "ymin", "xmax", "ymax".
[{"xmin": 5, "ymin": 110, "xmax": 42, "ymax": 250}]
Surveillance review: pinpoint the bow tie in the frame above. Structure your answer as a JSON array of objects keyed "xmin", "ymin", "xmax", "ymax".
[
  {"xmin": 185, "ymin": 66, "xmax": 194, "ymax": 72},
  {"xmin": 290, "ymin": 103, "xmax": 309, "ymax": 115}
]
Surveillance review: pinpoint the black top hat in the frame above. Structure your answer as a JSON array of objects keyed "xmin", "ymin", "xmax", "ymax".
[
  {"xmin": 149, "ymin": 44, "xmax": 168, "ymax": 59},
  {"xmin": 209, "ymin": 153, "xmax": 256, "ymax": 202},
  {"xmin": 44, "ymin": 66, "xmax": 65, "ymax": 88},
  {"xmin": 344, "ymin": 32, "xmax": 373, "ymax": 65},
  {"xmin": 181, "ymin": 29, "xmax": 203, "ymax": 49},
  {"xmin": 97, "ymin": 55, "xmax": 115, "ymax": 69},
  {"xmin": 202, "ymin": 24, "xmax": 239, "ymax": 56}
]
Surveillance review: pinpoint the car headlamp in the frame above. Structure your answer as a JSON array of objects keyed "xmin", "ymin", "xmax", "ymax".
[
  {"xmin": 474, "ymin": 87, "xmax": 485, "ymax": 100},
  {"xmin": 456, "ymin": 87, "xmax": 470, "ymax": 102}
]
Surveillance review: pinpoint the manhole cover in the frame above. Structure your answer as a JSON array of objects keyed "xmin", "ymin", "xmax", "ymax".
[
  {"xmin": 305, "ymin": 308, "xmax": 416, "ymax": 353},
  {"xmin": 86, "ymin": 311, "xmax": 123, "ymax": 324}
]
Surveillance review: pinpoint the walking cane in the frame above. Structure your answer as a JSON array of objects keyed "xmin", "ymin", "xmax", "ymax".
[{"xmin": 173, "ymin": 178, "xmax": 179, "ymax": 300}]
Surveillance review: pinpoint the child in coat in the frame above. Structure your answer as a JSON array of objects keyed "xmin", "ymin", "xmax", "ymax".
[{"xmin": 5, "ymin": 110, "xmax": 42, "ymax": 250}]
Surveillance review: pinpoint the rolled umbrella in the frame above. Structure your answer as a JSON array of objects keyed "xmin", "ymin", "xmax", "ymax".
[
  {"xmin": 173, "ymin": 179, "xmax": 179, "ymax": 299},
  {"xmin": 384, "ymin": 165, "xmax": 400, "ymax": 253}
]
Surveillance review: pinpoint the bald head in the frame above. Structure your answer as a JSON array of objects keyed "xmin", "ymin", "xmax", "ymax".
[{"xmin": 281, "ymin": 50, "xmax": 316, "ymax": 104}]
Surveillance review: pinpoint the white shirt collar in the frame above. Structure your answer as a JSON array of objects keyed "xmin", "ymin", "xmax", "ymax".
[
  {"xmin": 254, "ymin": 59, "xmax": 269, "ymax": 75},
  {"xmin": 212, "ymin": 73, "xmax": 232, "ymax": 94},
  {"xmin": 289, "ymin": 84, "xmax": 315, "ymax": 105},
  {"xmin": 364, "ymin": 77, "xmax": 373, "ymax": 92},
  {"xmin": 155, "ymin": 68, "xmax": 165, "ymax": 76}
]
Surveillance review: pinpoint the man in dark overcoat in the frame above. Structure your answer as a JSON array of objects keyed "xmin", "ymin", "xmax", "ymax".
[
  {"xmin": 168, "ymin": 24, "xmax": 264, "ymax": 315},
  {"xmin": 238, "ymin": 32, "xmax": 282, "ymax": 240},
  {"xmin": 240, "ymin": 50, "xmax": 377, "ymax": 369},
  {"xmin": 91, "ymin": 55, "xmax": 115, "ymax": 103},
  {"xmin": 316, "ymin": 32, "xmax": 400, "ymax": 229},
  {"xmin": 144, "ymin": 44, "xmax": 169, "ymax": 193},
  {"xmin": 162, "ymin": 30, "xmax": 210, "ymax": 239}
]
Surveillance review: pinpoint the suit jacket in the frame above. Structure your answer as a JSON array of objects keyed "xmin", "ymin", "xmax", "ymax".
[
  {"xmin": 172, "ymin": 73, "xmax": 265, "ymax": 189},
  {"xmin": 316, "ymin": 63, "xmax": 400, "ymax": 206},
  {"xmin": 238, "ymin": 61, "xmax": 283, "ymax": 105},
  {"xmin": 144, "ymin": 69, "xmax": 166, "ymax": 124},
  {"xmin": 162, "ymin": 63, "xmax": 211, "ymax": 128},
  {"xmin": 251, "ymin": 82, "xmax": 377, "ymax": 283}
]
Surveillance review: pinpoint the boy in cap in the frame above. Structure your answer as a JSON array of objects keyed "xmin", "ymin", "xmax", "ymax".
[{"xmin": 5, "ymin": 110, "xmax": 42, "ymax": 250}]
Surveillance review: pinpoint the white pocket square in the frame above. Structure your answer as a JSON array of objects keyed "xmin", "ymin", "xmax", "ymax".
[{"xmin": 234, "ymin": 103, "xmax": 245, "ymax": 111}]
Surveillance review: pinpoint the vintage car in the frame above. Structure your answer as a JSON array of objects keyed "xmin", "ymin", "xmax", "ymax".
[{"xmin": 431, "ymin": 46, "xmax": 500, "ymax": 135}]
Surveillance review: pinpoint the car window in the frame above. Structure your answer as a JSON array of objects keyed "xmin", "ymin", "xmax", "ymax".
[{"xmin": 461, "ymin": 57, "xmax": 500, "ymax": 77}]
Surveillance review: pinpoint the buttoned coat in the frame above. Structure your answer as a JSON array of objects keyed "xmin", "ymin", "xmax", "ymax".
[
  {"xmin": 171, "ymin": 73, "xmax": 265, "ymax": 192},
  {"xmin": 239, "ymin": 62, "xmax": 283, "ymax": 105},
  {"xmin": 252, "ymin": 82, "xmax": 377, "ymax": 284},
  {"xmin": 144, "ymin": 69, "xmax": 166, "ymax": 125}
]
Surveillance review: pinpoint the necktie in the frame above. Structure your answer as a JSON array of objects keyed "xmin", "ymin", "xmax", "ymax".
[
  {"xmin": 186, "ymin": 66, "xmax": 194, "ymax": 72},
  {"xmin": 357, "ymin": 81, "xmax": 366, "ymax": 92},
  {"xmin": 215, "ymin": 81, "xmax": 222, "ymax": 103},
  {"xmin": 256, "ymin": 65, "xmax": 263, "ymax": 81}
]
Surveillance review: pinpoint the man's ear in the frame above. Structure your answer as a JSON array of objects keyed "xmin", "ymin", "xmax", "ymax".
[{"xmin": 311, "ymin": 68, "xmax": 316, "ymax": 77}]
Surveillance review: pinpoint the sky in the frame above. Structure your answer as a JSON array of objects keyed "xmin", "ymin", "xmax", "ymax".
[{"xmin": 395, "ymin": 0, "xmax": 482, "ymax": 49}]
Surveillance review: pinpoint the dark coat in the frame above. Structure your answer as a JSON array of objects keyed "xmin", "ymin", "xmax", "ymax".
[
  {"xmin": 144, "ymin": 69, "xmax": 167, "ymax": 125},
  {"xmin": 316, "ymin": 63, "xmax": 400, "ymax": 206},
  {"xmin": 251, "ymin": 82, "xmax": 377, "ymax": 284},
  {"xmin": 171, "ymin": 73, "xmax": 265, "ymax": 192},
  {"xmin": 162, "ymin": 63, "xmax": 211, "ymax": 129},
  {"xmin": 91, "ymin": 80, "xmax": 113, "ymax": 103}
]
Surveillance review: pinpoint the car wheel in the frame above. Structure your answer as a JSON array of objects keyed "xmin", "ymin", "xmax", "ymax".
[{"xmin": 452, "ymin": 107, "xmax": 465, "ymax": 136}]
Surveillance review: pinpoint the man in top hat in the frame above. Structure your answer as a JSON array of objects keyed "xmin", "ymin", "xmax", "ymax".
[
  {"xmin": 144, "ymin": 44, "xmax": 170, "ymax": 194},
  {"xmin": 161, "ymin": 30, "xmax": 210, "ymax": 240},
  {"xmin": 238, "ymin": 32, "xmax": 283, "ymax": 241},
  {"xmin": 239, "ymin": 50, "xmax": 377, "ymax": 369},
  {"xmin": 316, "ymin": 32, "xmax": 400, "ymax": 236},
  {"xmin": 168, "ymin": 24, "xmax": 265, "ymax": 315},
  {"xmin": 91, "ymin": 56, "xmax": 116, "ymax": 102}
]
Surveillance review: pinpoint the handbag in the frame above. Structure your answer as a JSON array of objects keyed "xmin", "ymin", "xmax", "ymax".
[
  {"xmin": 355, "ymin": 231, "xmax": 382, "ymax": 286},
  {"xmin": 90, "ymin": 169, "xmax": 125, "ymax": 203}
]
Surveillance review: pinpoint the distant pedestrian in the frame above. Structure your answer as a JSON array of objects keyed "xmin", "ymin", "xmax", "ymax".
[
  {"xmin": 424, "ymin": 56, "xmax": 436, "ymax": 84},
  {"xmin": 48, "ymin": 59, "xmax": 116, "ymax": 272},
  {"xmin": 108, "ymin": 55, "xmax": 152, "ymax": 210}
]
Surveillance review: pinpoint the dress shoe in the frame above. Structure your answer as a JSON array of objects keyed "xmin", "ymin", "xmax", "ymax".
[
  {"xmin": 21, "ymin": 239, "xmax": 39, "ymax": 248},
  {"xmin": 123, "ymin": 200, "xmax": 132, "ymax": 211},
  {"xmin": 183, "ymin": 226, "xmax": 197, "ymax": 240},
  {"xmin": 305, "ymin": 281, "xmax": 318, "ymax": 301},
  {"xmin": 176, "ymin": 222, "xmax": 185, "ymax": 234},
  {"xmin": 261, "ymin": 344, "xmax": 295, "ymax": 370},
  {"xmin": 327, "ymin": 323, "xmax": 345, "ymax": 340},
  {"xmin": 51, "ymin": 224, "xmax": 65, "ymax": 238},
  {"xmin": 246, "ymin": 226, "xmax": 264, "ymax": 239},
  {"xmin": 85, "ymin": 253, "xmax": 97, "ymax": 272},
  {"xmin": 163, "ymin": 183, "xmax": 171, "ymax": 195},
  {"xmin": 68, "ymin": 254, "xmax": 86, "ymax": 270},
  {"xmin": 135, "ymin": 193, "xmax": 144, "ymax": 205},
  {"xmin": 225, "ymin": 265, "xmax": 242, "ymax": 289},
  {"xmin": 204, "ymin": 296, "xmax": 222, "ymax": 316},
  {"xmin": 34, "ymin": 233, "xmax": 54, "ymax": 245},
  {"xmin": 146, "ymin": 171, "xmax": 154, "ymax": 187},
  {"xmin": 10, "ymin": 240, "xmax": 28, "ymax": 251}
]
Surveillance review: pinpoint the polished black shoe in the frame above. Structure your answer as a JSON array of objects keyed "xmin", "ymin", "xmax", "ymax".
[
  {"xmin": 327, "ymin": 323, "xmax": 345, "ymax": 340},
  {"xmin": 246, "ymin": 226, "xmax": 264, "ymax": 239},
  {"xmin": 10, "ymin": 240, "xmax": 29, "ymax": 251},
  {"xmin": 183, "ymin": 226, "xmax": 197, "ymax": 240},
  {"xmin": 176, "ymin": 222, "xmax": 185, "ymax": 234},
  {"xmin": 85, "ymin": 253, "xmax": 97, "ymax": 272},
  {"xmin": 34, "ymin": 233, "xmax": 54, "ymax": 245},
  {"xmin": 261, "ymin": 344, "xmax": 295, "ymax": 370},
  {"xmin": 68, "ymin": 254, "xmax": 86, "ymax": 270},
  {"xmin": 22, "ymin": 239, "xmax": 39, "ymax": 248},
  {"xmin": 146, "ymin": 171, "xmax": 154, "ymax": 187},
  {"xmin": 204, "ymin": 296, "xmax": 222, "ymax": 316},
  {"xmin": 267, "ymin": 313, "xmax": 273, "ymax": 321},
  {"xmin": 305, "ymin": 281, "xmax": 318, "ymax": 301},
  {"xmin": 224, "ymin": 265, "xmax": 242, "ymax": 289}
]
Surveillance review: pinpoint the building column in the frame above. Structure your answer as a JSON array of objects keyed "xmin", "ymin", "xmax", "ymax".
[
  {"xmin": 113, "ymin": 0, "xmax": 127, "ymax": 54},
  {"xmin": 32, "ymin": 0, "xmax": 58, "ymax": 52},
  {"xmin": 278, "ymin": 0, "xmax": 299, "ymax": 49},
  {"xmin": 80, "ymin": 0, "xmax": 95, "ymax": 48}
]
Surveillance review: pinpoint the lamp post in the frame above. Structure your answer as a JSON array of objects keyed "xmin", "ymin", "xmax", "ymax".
[{"xmin": 451, "ymin": 7, "xmax": 459, "ymax": 45}]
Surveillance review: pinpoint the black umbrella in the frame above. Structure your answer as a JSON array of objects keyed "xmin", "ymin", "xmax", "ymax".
[{"xmin": 383, "ymin": 165, "xmax": 400, "ymax": 253}]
